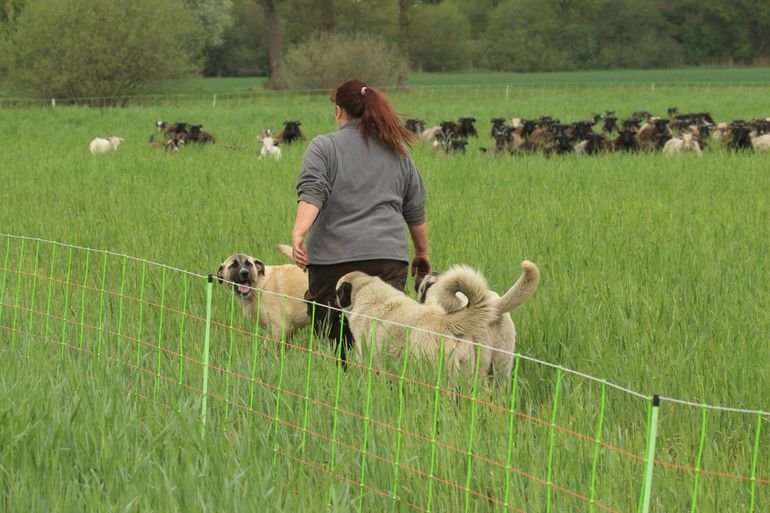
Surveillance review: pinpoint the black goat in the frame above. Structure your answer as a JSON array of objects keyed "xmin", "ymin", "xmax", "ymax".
[{"xmin": 278, "ymin": 121, "xmax": 306, "ymax": 144}]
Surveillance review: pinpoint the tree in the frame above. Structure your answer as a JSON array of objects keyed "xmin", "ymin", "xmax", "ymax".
[
  {"xmin": 408, "ymin": 2, "xmax": 471, "ymax": 71},
  {"xmin": 284, "ymin": 31, "xmax": 404, "ymax": 90},
  {"xmin": 204, "ymin": 0, "xmax": 267, "ymax": 76},
  {"xmin": 319, "ymin": 0, "xmax": 334, "ymax": 32},
  {"xmin": 1, "ymin": 0, "xmax": 203, "ymax": 101},
  {"xmin": 257, "ymin": 0, "xmax": 288, "ymax": 89}
]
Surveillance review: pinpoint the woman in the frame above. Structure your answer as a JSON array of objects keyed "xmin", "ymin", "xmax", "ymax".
[{"xmin": 292, "ymin": 78, "xmax": 431, "ymax": 361}]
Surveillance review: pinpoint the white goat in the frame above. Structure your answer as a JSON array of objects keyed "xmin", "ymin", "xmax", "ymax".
[
  {"xmin": 751, "ymin": 133, "xmax": 770, "ymax": 151},
  {"xmin": 89, "ymin": 136, "xmax": 124, "ymax": 155},
  {"xmin": 663, "ymin": 133, "xmax": 702, "ymax": 156},
  {"xmin": 256, "ymin": 130, "xmax": 281, "ymax": 160}
]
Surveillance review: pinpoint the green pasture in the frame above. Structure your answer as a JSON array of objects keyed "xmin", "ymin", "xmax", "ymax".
[{"xmin": 1, "ymin": 79, "xmax": 769, "ymax": 512}]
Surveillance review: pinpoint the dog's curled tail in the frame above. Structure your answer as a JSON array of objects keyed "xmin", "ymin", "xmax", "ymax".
[
  {"xmin": 496, "ymin": 260, "xmax": 540, "ymax": 315},
  {"xmin": 275, "ymin": 244, "xmax": 294, "ymax": 262},
  {"xmin": 430, "ymin": 264, "xmax": 496, "ymax": 335}
]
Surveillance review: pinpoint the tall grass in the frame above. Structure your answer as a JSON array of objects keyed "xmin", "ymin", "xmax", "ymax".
[{"xmin": 1, "ymin": 80, "xmax": 769, "ymax": 512}]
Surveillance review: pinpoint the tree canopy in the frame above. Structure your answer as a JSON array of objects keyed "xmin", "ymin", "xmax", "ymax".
[
  {"xmin": 1, "ymin": 0, "xmax": 204, "ymax": 100},
  {"xmin": 1, "ymin": 0, "xmax": 768, "ymax": 96}
]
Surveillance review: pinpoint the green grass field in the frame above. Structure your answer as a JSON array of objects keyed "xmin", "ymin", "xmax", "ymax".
[{"xmin": 1, "ymin": 74, "xmax": 769, "ymax": 512}]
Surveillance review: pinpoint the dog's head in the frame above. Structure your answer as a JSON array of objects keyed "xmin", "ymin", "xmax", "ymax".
[
  {"xmin": 216, "ymin": 253, "xmax": 266, "ymax": 299},
  {"xmin": 415, "ymin": 271, "xmax": 442, "ymax": 303},
  {"xmin": 335, "ymin": 271, "xmax": 372, "ymax": 309}
]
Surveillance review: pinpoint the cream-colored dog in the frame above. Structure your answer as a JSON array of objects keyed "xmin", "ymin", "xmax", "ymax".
[
  {"xmin": 335, "ymin": 265, "xmax": 496, "ymax": 376},
  {"xmin": 216, "ymin": 245, "xmax": 309, "ymax": 338},
  {"xmin": 417, "ymin": 260, "xmax": 540, "ymax": 380}
]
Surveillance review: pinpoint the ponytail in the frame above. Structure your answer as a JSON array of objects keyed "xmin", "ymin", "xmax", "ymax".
[{"xmin": 332, "ymin": 79, "xmax": 413, "ymax": 158}]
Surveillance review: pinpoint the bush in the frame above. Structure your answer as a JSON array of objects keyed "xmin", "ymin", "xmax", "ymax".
[
  {"xmin": 408, "ymin": 3, "xmax": 471, "ymax": 72},
  {"xmin": 284, "ymin": 32, "xmax": 405, "ymax": 90},
  {"xmin": 1, "ymin": 0, "xmax": 204, "ymax": 102}
]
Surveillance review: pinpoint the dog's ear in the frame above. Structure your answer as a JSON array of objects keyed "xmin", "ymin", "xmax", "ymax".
[
  {"xmin": 216, "ymin": 263, "xmax": 226, "ymax": 283},
  {"xmin": 253, "ymin": 259, "xmax": 266, "ymax": 276},
  {"xmin": 336, "ymin": 282, "xmax": 352, "ymax": 309}
]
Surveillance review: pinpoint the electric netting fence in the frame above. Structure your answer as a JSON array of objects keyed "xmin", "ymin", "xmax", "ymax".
[
  {"xmin": 2, "ymin": 81, "xmax": 769, "ymax": 109},
  {"xmin": 1, "ymin": 233, "xmax": 768, "ymax": 512}
]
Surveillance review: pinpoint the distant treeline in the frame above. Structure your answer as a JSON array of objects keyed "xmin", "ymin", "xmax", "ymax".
[
  {"xmin": 1, "ymin": 0, "xmax": 768, "ymax": 98},
  {"xmin": 207, "ymin": 0, "xmax": 770, "ymax": 77}
]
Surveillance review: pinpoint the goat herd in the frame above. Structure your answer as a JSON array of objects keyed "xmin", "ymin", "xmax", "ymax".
[
  {"xmin": 407, "ymin": 109, "xmax": 770, "ymax": 157},
  {"xmin": 88, "ymin": 110, "xmax": 770, "ymax": 158}
]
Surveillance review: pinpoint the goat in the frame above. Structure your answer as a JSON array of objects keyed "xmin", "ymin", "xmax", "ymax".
[
  {"xmin": 725, "ymin": 123, "xmax": 753, "ymax": 151},
  {"xmin": 149, "ymin": 134, "xmax": 184, "ymax": 153},
  {"xmin": 490, "ymin": 118, "xmax": 508, "ymax": 138},
  {"xmin": 454, "ymin": 117, "xmax": 478, "ymax": 138},
  {"xmin": 89, "ymin": 136, "xmax": 123, "ymax": 155},
  {"xmin": 575, "ymin": 133, "xmax": 608, "ymax": 155},
  {"xmin": 257, "ymin": 129, "xmax": 282, "ymax": 160},
  {"xmin": 602, "ymin": 116, "xmax": 618, "ymax": 134},
  {"xmin": 638, "ymin": 118, "xmax": 672, "ymax": 150},
  {"xmin": 611, "ymin": 128, "xmax": 639, "ymax": 152},
  {"xmin": 663, "ymin": 133, "xmax": 702, "ymax": 156},
  {"xmin": 752, "ymin": 133, "xmax": 770, "ymax": 151},
  {"xmin": 405, "ymin": 118, "xmax": 426, "ymax": 135},
  {"xmin": 277, "ymin": 121, "xmax": 305, "ymax": 144}
]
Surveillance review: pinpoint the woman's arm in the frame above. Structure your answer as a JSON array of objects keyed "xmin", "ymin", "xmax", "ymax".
[
  {"xmin": 408, "ymin": 222, "xmax": 431, "ymax": 282},
  {"xmin": 291, "ymin": 200, "xmax": 320, "ymax": 269}
]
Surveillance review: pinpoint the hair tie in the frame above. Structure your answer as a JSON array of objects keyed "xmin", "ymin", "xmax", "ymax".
[{"xmin": 361, "ymin": 86, "xmax": 367, "ymax": 96}]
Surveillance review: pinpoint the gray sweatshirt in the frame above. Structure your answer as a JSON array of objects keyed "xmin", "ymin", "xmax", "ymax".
[{"xmin": 296, "ymin": 121, "xmax": 426, "ymax": 265}]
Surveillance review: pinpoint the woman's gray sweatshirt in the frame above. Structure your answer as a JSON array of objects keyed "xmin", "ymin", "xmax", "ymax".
[{"xmin": 296, "ymin": 121, "xmax": 426, "ymax": 265}]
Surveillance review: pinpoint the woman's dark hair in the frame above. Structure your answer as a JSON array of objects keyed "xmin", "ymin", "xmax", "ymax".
[{"xmin": 332, "ymin": 79, "xmax": 413, "ymax": 158}]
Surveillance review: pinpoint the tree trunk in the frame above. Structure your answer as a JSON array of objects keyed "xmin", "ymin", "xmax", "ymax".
[
  {"xmin": 258, "ymin": 0, "xmax": 287, "ymax": 90},
  {"xmin": 397, "ymin": 0, "xmax": 409, "ymax": 91},
  {"xmin": 319, "ymin": 0, "xmax": 335, "ymax": 32}
]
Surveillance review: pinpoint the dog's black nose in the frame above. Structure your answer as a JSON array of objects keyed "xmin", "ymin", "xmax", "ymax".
[{"xmin": 239, "ymin": 268, "xmax": 250, "ymax": 279}]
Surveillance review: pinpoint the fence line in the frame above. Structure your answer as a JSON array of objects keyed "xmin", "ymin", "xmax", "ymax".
[
  {"xmin": 1, "ymin": 232, "xmax": 769, "ymax": 512},
  {"xmin": 1, "ymin": 80, "xmax": 769, "ymax": 109}
]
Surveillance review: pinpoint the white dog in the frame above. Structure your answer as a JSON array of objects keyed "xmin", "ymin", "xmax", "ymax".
[
  {"xmin": 89, "ymin": 136, "xmax": 124, "ymax": 155},
  {"xmin": 417, "ymin": 260, "xmax": 540, "ymax": 380},
  {"xmin": 257, "ymin": 129, "xmax": 282, "ymax": 160},
  {"xmin": 335, "ymin": 265, "xmax": 496, "ymax": 377}
]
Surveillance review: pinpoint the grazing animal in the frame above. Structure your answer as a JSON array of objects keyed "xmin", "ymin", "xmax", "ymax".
[
  {"xmin": 575, "ymin": 133, "xmax": 608, "ymax": 155},
  {"xmin": 405, "ymin": 118, "xmax": 427, "ymax": 135},
  {"xmin": 455, "ymin": 117, "xmax": 478, "ymax": 138},
  {"xmin": 612, "ymin": 128, "xmax": 639, "ymax": 152},
  {"xmin": 417, "ymin": 260, "xmax": 540, "ymax": 380},
  {"xmin": 216, "ymin": 250, "xmax": 309, "ymax": 338},
  {"xmin": 257, "ymin": 129, "xmax": 282, "ymax": 160},
  {"xmin": 752, "ymin": 133, "xmax": 770, "ymax": 151},
  {"xmin": 148, "ymin": 134, "xmax": 183, "ymax": 153},
  {"xmin": 663, "ymin": 133, "xmax": 702, "ymax": 156},
  {"xmin": 335, "ymin": 265, "xmax": 496, "ymax": 377},
  {"xmin": 89, "ymin": 136, "xmax": 124, "ymax": 155},
  {"xmin": 277, "ymin": 120, "xmax": 305, "ymax": 144}
]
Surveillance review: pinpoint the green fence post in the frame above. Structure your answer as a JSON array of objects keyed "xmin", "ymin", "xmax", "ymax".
[
  {"xmin": 749, "ymin": 412, "xmax": 763, "ymax": 513},
  {"xmin": 200, "ymin": 275, "xmax": 214, "ymax": 438},
  {"xmin": 96, "ymin": 252, "xmax": 108, "ymax": 356},
  {"xmin": 689, "ymin": 407, "xmax": 708, "ymax": 513},
  {"xmin": 390, "ymin": 328, "xmax": 411, "ymax": 504},
  {"xmin": 78, "ymin": 249, "xmax": 91, "ymax": 350},
  {"xmin": 463, "ymin": 343, "xmax": 483, "ymax": 513},
  {"xmin": 546, "ymin": 367, "xmax": 564, "ymax": 513},
  {"xmin": 503, "ymin": 356, "xmax": 522, "ymax": 510},
  {"xmin": 300, "ymin": 302, "xmax": 317, "ymax": 458},
  {"xmin": 10, "ymin": 238, "xmax": 26, "ymax": 350},
  {"xmin": 43, "ymin": 244, "xmax": 57, "ymax": 341},
  {"xmin": 426, "ymin": 336, "xmax": 446, "ymax": 513},
  {"xmin": 640, "ymin": 395, "xmax": 661, "ymax": 513},
  {"xmin": 357, "ymin": 320, "xmax": 378, "ymax": 513},
  {"xmin": 589, "ymin": 382, "xmax": 608, "ymax": 513},
  {"xmin": 25, "ymin": 240, "xmax": 41, "ymax": 358}
]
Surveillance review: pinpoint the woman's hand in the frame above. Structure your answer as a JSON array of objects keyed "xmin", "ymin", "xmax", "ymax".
[
  {"xmin": 291, "ymin": 201, "xmax": 321, "ymax": 270},
  {"xmin": 292, "ymin": 232, "xmax": 309, "ymax": 270},
  {"xmin": 411, "ymin": 252, "xmax": 431, "ymax": 286}
]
